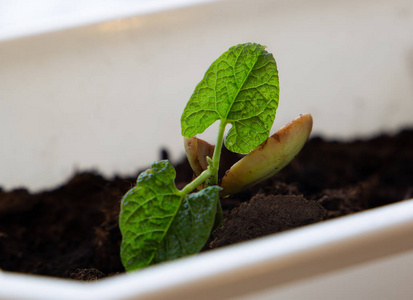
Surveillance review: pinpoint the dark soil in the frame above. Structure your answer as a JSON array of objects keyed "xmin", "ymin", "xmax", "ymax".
[{"xmin": 1, "ymin": 129, "xmax": 412, "ymax": 280}]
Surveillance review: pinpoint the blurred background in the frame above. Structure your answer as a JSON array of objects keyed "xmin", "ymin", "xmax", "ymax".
[{"xmin": 1, "ymin": 0, "xmax": 412, "ymax": 191}]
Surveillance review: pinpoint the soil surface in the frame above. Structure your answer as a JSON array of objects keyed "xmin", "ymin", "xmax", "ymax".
[{"xmin": 1, "ymin": 129, "xmax": 412, "ymax": 280}]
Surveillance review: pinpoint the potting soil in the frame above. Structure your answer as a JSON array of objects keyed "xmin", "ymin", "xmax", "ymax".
[{"xmin": 0, "ymin": 129, "xmax": 412, "ymax": 280}]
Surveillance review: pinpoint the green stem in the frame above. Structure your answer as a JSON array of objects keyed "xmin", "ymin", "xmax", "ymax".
[
  {"xmin": 177, "ymin": 167, "xmax": 213, "ymax": 196},
  {"xmin": 209, "ymin": 121, "xmax": 227, "ymax": 185},
  {"xmin": 209, "ymin": 121, "xmax": 226, "ymax": 225},
  {"xmin": 179, "ymin": 121, "xmax": 227, "ymax": 196},
  {"xmin": 178, "ymin": 121, "xmax": 226, "ymax": 226}
]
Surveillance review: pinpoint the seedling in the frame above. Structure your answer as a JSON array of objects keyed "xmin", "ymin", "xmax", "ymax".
[{"xmin": 119, "ymin": 43, "xmax": 312, "ymax": 272}]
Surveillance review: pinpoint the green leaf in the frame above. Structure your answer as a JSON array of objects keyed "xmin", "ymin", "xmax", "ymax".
[
  {"xmin": 119, "ymin": 160, "xmax": 220, "ymax": 272},
  {"xmin": 119, "ymin": 160, "xmax": 181, "ymax": 271},
  {"xmin": 153, "ymin": 186, "xmax": 220, "ymax": 263},
  {"xmin": 181, "ymin": 42, "xmax": 280, "ymax": 154}
]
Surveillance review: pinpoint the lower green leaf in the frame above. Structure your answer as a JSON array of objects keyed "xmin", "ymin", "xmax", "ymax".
[
  {"xmin": 119, "ymin": 160, "xmax": 220, "ymax": 272},
  {"xmin": 154, "ymin": 186, "xmax": 221, "ymax": 263}
]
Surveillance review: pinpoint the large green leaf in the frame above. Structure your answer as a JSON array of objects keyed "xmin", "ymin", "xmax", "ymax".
[
  {"xmin": 181, "ymin": 43, "xmax": 279, "ymax": 154},
  {"xmin": 119, "ymin": 160, "xmax": 220, "ymax": 271}
]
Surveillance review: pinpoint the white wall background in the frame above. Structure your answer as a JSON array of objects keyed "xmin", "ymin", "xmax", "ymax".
[
  {"xmin": 0, "ymin": 0, "xmax": 219, "ymax": 41},
  {"xmin": 1, "ymin": 0, "xmax": 413, "ymax": 191}
]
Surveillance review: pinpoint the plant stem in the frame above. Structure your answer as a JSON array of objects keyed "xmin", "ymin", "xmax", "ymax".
[
  {"xmin": 178, "ymin": 121, "xmax": 226, "ymax": 225},
  {"xmin": 177, "ymin": 168, "xmax": 212, "ymax": 196},
  {"xmin": 179, "ymin": 120, "xmax": 227, "ymax": 196},
  {"xmin": 209, "ymin": 121, "xmax": 227, "ymax": 185},
  {"xmin": 209, "ymin": 121, "xmax": 226, "ymax": 225}
]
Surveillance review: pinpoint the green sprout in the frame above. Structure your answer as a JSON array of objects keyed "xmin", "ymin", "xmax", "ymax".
[{"xmin": 119, "ymin": 43, "xmax": 312, "ymax": 272}]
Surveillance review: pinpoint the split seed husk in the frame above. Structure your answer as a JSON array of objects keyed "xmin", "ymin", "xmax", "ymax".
[
  {"xmin": 220, "ymin": 114, "xmax": 313, "ymax": 196},
  {"xmin": 184, "ymin": 136, "xmax": 215, "ymax": 177}
]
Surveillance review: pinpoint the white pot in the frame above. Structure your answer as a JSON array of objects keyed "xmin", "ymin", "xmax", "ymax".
[{"xmin": 1, "ymin": 0, "xmax": 412, "ymax": 299}]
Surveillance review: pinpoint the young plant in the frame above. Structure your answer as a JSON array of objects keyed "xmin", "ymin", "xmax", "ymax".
[{"xmin": 119, "ymin": 42, "xmax": 312, "ymax": 272}]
